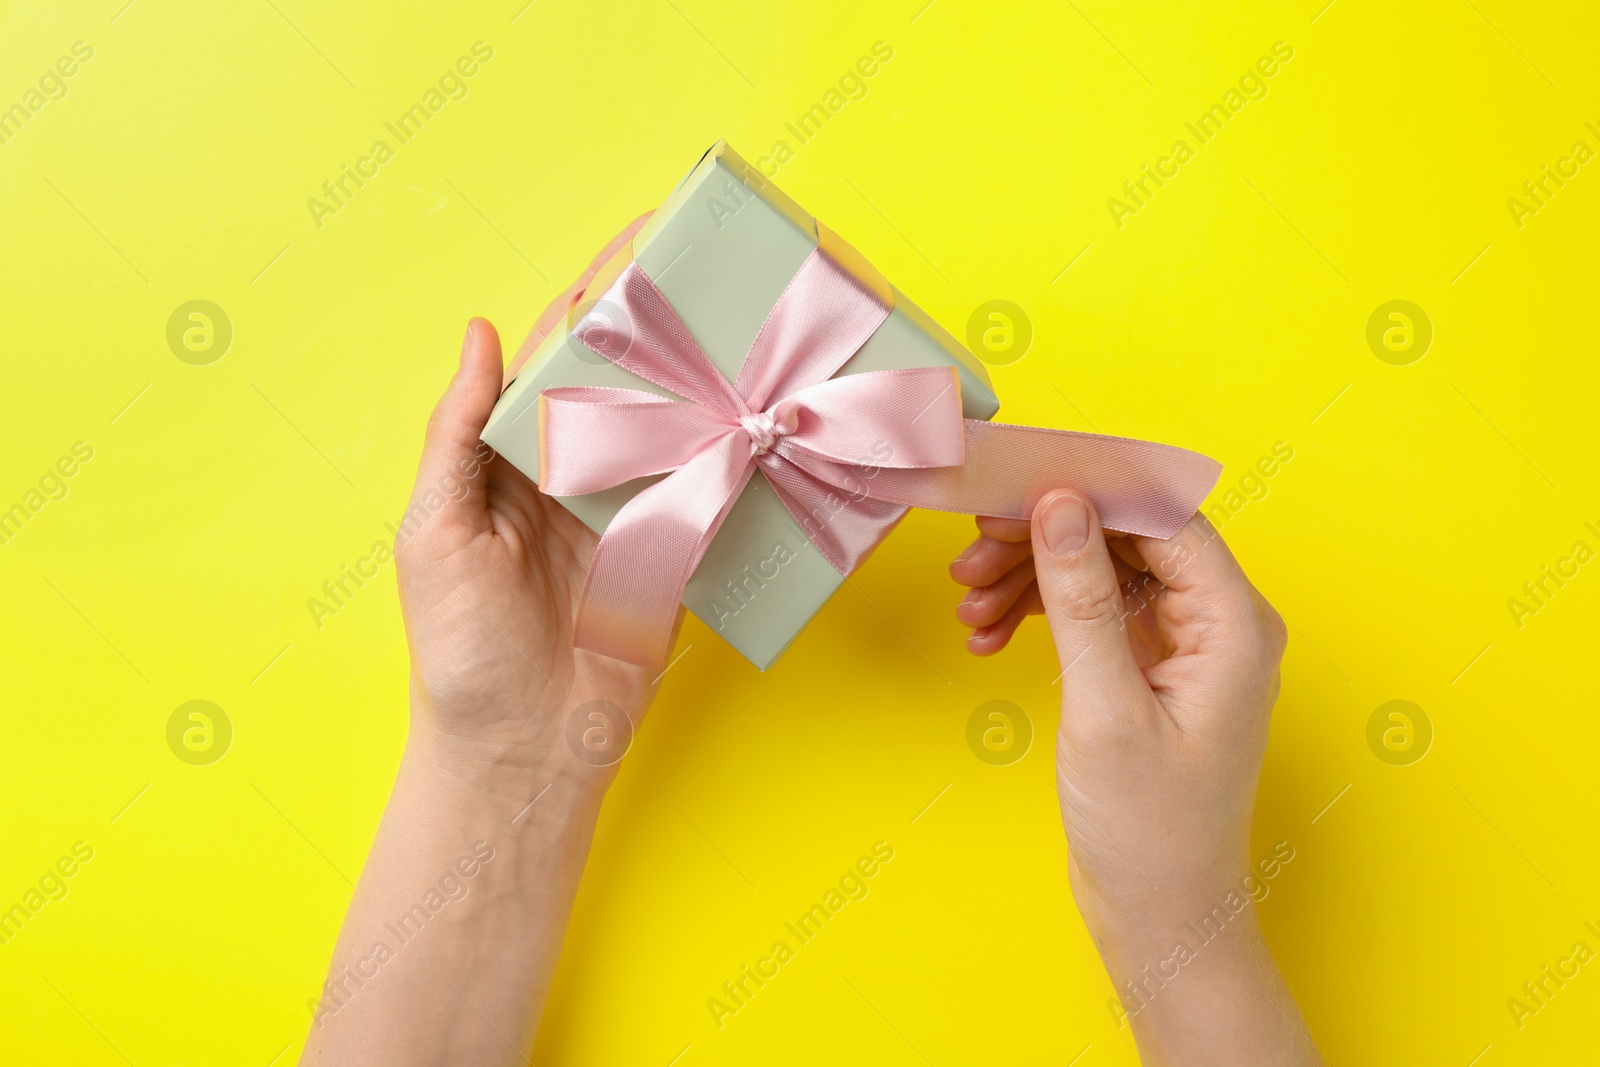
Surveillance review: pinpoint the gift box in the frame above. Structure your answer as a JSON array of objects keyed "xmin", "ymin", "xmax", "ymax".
[
  {"xmin": 482, "ymin": 142, "xmax": 1001, "ymax": 669},
  {"xmin": 483, "ymin": 141, "xmax": 1220, "ymax": 672}
]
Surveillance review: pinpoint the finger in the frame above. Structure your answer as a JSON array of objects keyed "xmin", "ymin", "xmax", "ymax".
[
  {"xmin": 975, "ymin": 515, "xmax": 1032, "ymax": 543},
  {"xmin": 1111, "ymin": 552, "xmax": 1152, "ymax": 593},
  {"xmin": 1117, "ymin": 576, "xmax": 1169, "ymax": 666},
  {"xmin": 1030, "ymin": 490, "xmax": 1147, "ymax": 706},
  {"xmin": 965, "ymin": 590, "xmax": 1035, "ymax": 656},
  {"xmin": 410, "ymin": 318, "xmax": 504, "ymax": 522},
  {"xmin": 950, "ymin": 534, "xmax": 1033, "ymax": 588},
  {"xmin": 1109, "ymin": 535, "xmax": 1149, "ymax": 573},
  {"xmin": 957, "ymin": 557, "xmax": 1037, "ymax": 628},
  {"xmin": 505, "ymin": 211, "xmax": 655, "ymax": 386},
  {"xmin": 1130, "ymin": 512, "xmax": 1255, "ymax": 623}
]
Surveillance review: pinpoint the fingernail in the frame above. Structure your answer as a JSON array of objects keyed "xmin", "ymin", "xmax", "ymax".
[
  {"xmin": 960, "ymin": 588, "xmax": 983, "ymax": 608},
  {"xmin": 460, "ymin": 320, "xmax": 476, "ymax": 362},
  {"xmin": 1042, "ymin": 494, "xmax": 1089, "ymax": 556}
]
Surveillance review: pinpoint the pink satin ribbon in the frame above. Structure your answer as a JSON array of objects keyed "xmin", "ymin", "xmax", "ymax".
[{"xmin": 539, "ymin": 231, "xmax": 1222, "ymax": 668}]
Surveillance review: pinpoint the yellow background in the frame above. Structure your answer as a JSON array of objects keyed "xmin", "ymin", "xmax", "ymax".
[{"xmin": 3, "ymin": 0, "xmax": 1597, "ymax": 1063}]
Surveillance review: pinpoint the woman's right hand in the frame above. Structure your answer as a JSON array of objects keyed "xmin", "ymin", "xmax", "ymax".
[{"xmin": 951, "ymin": 491, "xmax": 1322, "ymax": 1065}]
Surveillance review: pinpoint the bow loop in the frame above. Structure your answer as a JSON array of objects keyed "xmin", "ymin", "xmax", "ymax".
[
  {"xmin": 538, "ymin": 387, "xmax": 738, "ymax": 496},
  {"xmin": 768, "ymin": 366, "xmax": 966, "ymax": 472},
  {"xmin": 573, "ymin": 263, "xmax": 747, "ymax": 417}
]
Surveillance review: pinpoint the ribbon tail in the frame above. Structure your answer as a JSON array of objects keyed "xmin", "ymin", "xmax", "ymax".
[
  {"xmin": 573, "ymin": 434, "xmax": 755, "ymax": 669},
  {"xmin": 861, "ymin": 420, "xmax": 1223, "ymax": 540},
  {"xmin": 758, "ymin": 455, "xmax": 908, "ymax": 573}
]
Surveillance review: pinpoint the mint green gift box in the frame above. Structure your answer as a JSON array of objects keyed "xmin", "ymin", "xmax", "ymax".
[{"xmin": 482, "ymin": 142, "xmax": 999, "ymax": 669}]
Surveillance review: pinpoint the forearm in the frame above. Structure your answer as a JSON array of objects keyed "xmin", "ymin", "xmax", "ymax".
[
  {"xmin": 1090, "ymin": 904, "xmax": 1321, "ymax": 1066},
  {"xmin": 300, "ymin": 729, "xmax": 602, "ymax": 1065}
]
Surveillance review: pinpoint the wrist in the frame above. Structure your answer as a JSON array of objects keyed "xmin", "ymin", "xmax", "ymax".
[
  {"xmin": 401, "ymin": 723, "xmax": 611, "ymax": 833},
  {"xmin": 407, "ymin": 669, "xmax": 649, "ymax": 810}
]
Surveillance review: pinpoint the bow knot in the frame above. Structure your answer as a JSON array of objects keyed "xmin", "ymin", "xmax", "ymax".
[{"xmin": 740, "ymin": 410, "xmax": 788, "ymax": 456}]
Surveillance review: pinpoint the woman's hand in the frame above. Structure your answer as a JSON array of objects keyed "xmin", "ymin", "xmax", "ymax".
[
  {"xmin": 397, "ymin": 212, "xmax": 666, "ymax": 793},
  {"xmin": 302, "ymin": 214, "xmax": 667, "ymax": 1067},
  {"xmin": 951, "ymin": 491, "xmax": 1321, "ymax": 1065}
]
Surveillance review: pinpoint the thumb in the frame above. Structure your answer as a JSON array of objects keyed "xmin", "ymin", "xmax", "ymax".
[
  {"xmin": 1031, "ymin": 490, "xmax": 1145, "ymax": 705},
  {"xmin": 410, "ymin": 318, "xmax": 503, "ymax": 520}
]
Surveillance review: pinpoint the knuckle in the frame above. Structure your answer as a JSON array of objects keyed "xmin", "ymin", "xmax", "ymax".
[
  {"xmin": 1199, "ymin": 586, "xmax": 1286, "ymax": 663},
  {"xmin": 1255, "ymin": 595, "xmax": 1289, "ymax": 659},
  {"xmin": 1203, "ymin": 603, "xmax": 1255, "ymax": 653},
  {"xmin": 1051, "ymin": 576, "xmax": 1123, "ymax": 626}
]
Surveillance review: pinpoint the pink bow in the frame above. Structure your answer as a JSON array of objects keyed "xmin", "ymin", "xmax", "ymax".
[{"xmin": 540, "ymin": 226, "xmax": 1222, "ymax": 669}]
